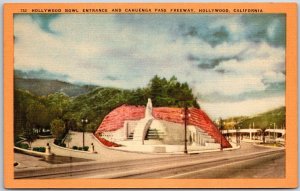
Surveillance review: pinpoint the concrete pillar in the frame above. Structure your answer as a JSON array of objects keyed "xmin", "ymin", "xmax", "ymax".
[
  {"xmin": 250, "ymin": 132, "xmax": 252, "ymax": 140},
  {"xmin": 91, "ymin": 143, "xmax": 95, "ymax": 153},
  {"xmin": 125, "ymin": 122, "xmax": 128, "ymax": 139},
  {"xmin": 46, "ymin": 143, "xmax": 51, "ymax": 154}
]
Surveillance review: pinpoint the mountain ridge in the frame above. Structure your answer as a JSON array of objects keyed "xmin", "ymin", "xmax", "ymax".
[{"xmin": 14, "ymin": 77, "xmax": 98, "ymax": 97}]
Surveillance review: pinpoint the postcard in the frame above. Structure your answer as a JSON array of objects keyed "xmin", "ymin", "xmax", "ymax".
[{"xmin": 3, "ymin": 2, "xmax": 298, "ymax": 189}]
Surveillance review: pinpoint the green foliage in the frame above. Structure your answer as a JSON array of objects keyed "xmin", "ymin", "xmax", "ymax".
[
  {"xmin": 60, "ymin": 143, "xmax": 66, "ymax": 147},
  {"xmin": 83, "ymin": 146, "xmax": 89, "ymax": 151},
  {"xmin": 15, "ymin": 143, "xmax": 29, "ymax": 149},
  {"xmin": 32, "ymin": 147, "xmax": 46, "ymax": 153},
  {"xmin": 15, "ymin": 75, "xmax": 200, "ymax": 134},
  {"xmin": 46, "ymin": 93, "xmax": 71, "ymax": 119},
  {"xmin": 23, "ymin": 127, "xmax": 38, "ymax": 148},
  {"xmin": 54, "ymin": 139, "xmax": 67, "ymax": 147},
  {"xmin": 50, "ymin": 119, "xmax": 66, "ymax": 140},
  {"xmin": 236, "ymin": 107, "xmax": 286, "ymax": 130},
  {"xmin": 14, "ymin": 89, "xmax": 36, "ymax": 140},
  {"xmin": 147, "ymin": 75, "xmax": 199, "ymax": 108},
  {"xmin": 14, "ymin": 77, "xmax": 97, "ymax": 97},
  {"xmin": 72, "ymin": 146, "xmax": 78, "ymax": 150},
  {"xmin": 65, "ymin": 75, "xmax": 199, "ymax": 132},
  {"xmin": 26, "ymin": 102, "xmax": 50, "ymax": 130}
]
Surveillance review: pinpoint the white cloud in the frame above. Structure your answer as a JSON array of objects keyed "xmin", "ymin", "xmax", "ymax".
[
  {"xmin": 14, "ymin": 14, "xmax": 286, "ymax": 117},
  {"xmin": 263, "ymin": 71, "xmax": 285, "ymax": 83},
  {"xmin": 200, "ymin": 96, "xmax": 285, "ymax": 119},
  {"xmin": 196, "ymin": 74, "xmax": 266, "ymax": 96},
  {"xmin": 267, "ymin": 19, "xmax": 281, "ymax": 40}
]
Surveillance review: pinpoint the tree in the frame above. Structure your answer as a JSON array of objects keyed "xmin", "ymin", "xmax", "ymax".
[
  {"xmin": 148, "ymin": 75, "xmax": 199, "ymax": 108},
  {"xmin": 50, "ymin": 119, "xmax": 66, "ymax": 140},
  {"xmin": 46, "ymin": 93, "xmax": 71, "ymax": 119},
  {"xmin": 26, "ymin": 102, "xmax": 50, "ymax": 134},
  {"xmin": 255, "ymin": 120, "xmax": 270, "ymax": 143},
  {"xmin": 23, "ymin": 122, "xmax": 38, "ymax": 148},
  {"xmin": 260, "ymin": 127, "xmax": 268, "ymax": 143},
  {"xmin": 63, "ymin": 133, "xmax": 72, "ymax": 147},
  {"xmin": 14, "ymin": 89, "xmax": 36, "ymax": 141}
]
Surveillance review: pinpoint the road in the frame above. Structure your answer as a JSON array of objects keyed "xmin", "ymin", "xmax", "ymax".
[
  {"xmin": 125, "ymin": 150, "xmax": 285, "ymax": 178},
  {"xmin": 15, "ymin": 143, "xmax": 285, "ymax": 179}
]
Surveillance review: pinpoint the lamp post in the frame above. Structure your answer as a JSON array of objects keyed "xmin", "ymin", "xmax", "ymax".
[
  {"xmin": 81, "ymin": 118, "xmax": 88, "ymax": 147},
  {"xmin": 273, "ymin": 123, "xmax": 276, "ymax": 143},
  {"xmin": 181, "ymin": 105, "xmax": 191, "ymax": 154},
  {"xmin": 235, "ymin": 125, "xmax": 238, "ymax": 146},
  {"xmin": 237, "ymin": 126, "xmax": 240, "ymax": 146},
  {"xmin": 218, "ymin": 117, "xmax": 223, "ymax": 151}
]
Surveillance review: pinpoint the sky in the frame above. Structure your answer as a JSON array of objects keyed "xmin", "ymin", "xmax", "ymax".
[{"xmin": 14, "ymin": 14, "xmax": 286, "ymax": 119}]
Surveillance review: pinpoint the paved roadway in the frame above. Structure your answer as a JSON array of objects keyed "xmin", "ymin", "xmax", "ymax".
[
  {"xmin": 124, "ymin": 150, "xmax": 285, "ymax": 178},
  {"xmin": 15, "ymin": 142, "xmax": 285, "ymax": 179}
]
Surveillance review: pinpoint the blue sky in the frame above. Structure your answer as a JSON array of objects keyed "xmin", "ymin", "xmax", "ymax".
[{"xmin": 14, "ymin": 14, "xmax": 285, "ymax": 119}]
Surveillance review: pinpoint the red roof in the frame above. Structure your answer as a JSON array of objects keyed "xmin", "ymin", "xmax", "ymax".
[{"xmin": 95, "ymin": 105, "xmax": 231, "ymax": 148}]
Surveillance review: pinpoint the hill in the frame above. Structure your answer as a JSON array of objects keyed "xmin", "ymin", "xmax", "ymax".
[
  {"xmin": 223, "ymin": 106, "xmax": 285, "ymax": 130},
  {"xmin": 14, "ymin": 77, "xmax": 97, "ymax": 97},
  {"xmin": 14, "ymin": 75, "xmax": 199, "ymax": 134}
]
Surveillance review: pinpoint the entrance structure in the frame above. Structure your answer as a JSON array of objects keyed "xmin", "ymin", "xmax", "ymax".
[{"xmin": 95, "ymin": 99, "xmax": 231, "ymax": 152}]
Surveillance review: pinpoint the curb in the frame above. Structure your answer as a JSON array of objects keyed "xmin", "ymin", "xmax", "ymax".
[
  {"xmin": 51, "ymin": 143, "xmax": 96, "ymax": 154},
  {"xmin": 92, "ymin": 134, "xmax": 240, "ymax": 155},
  {"xmin": 253, "ymin": 143, "xmax": 285, "ymax": 149},
  {"xmin": 14, "ymin": 146, "xmax": 52, "ymax": 157}
]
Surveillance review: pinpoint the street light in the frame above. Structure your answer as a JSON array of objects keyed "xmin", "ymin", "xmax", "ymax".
[
  {"xmin": 236, "ymin": 126, "xmax": 241, "ymax": 146},
  {"xmin": 235, "ymin": 125, "xmax": 238, "ymax": 146},
  {"xmin": 218, "ymin": 117, "xmax": 224, "ymax": 151},
  {"xmin": 181, "ymin": 106, "xmax": 191, "ymax": 154},
  {"xmin": 81, "ymin": 118, "xmax": 88, "ymax": 147}
]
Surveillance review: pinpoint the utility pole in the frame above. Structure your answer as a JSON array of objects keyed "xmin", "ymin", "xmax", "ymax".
[
  {"xmin": 273, "ymin": 122, "xmax": 276, "ymax": 143},
  {"xmin": 238, "ymin": 126, "xmax": 240, "ymax": 146},
  {"xmin": 219, "ymin": 117, "xmax": 223, "ymax": 151},
  {"xmin": 184, "ymin": 106, "xmax": 188, "ymax": 154},
  {"xmin": 181, "ymin": 105, "xmax": 190, "ymax": 154},
  {"xmin": 81, "ymin": 118, "xmax": 88, "ymax": 147}
]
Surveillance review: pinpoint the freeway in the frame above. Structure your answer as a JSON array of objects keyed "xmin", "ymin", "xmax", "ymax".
[
  {"xmin": 15, "ymin": 142, "xmax": 285, "ymax": 179},
  {"xmin": 125, "ymin": 149, "xmax": 285, "ymax": 178}
]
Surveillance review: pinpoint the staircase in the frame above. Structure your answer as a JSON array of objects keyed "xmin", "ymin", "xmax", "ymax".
[
  {"xmin": 127, "ymin": 132, "xmax": 134, "ymax": 140},
  {"xmin": 199, "ymin": 132, "xmax": 216, "ymax": 146},
  {"xmin": 191, "ymin": 127, "xmax": 216, "ymax": 146},
  {"xmin": 145, "ymin": 129, "xmax": 165, "ymax": 140},
  {"xmin": 132, "ymin": 118, "xmax": 153, "ymax": 142}
]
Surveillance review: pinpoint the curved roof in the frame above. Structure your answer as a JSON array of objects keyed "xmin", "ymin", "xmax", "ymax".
[{"xmin": 95, "ymin": 105, "xmax": 231, "ymax": 148}]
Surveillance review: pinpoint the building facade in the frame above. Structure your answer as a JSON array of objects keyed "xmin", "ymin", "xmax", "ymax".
[{"xmin": 95, "ymin": 99, "xmax": 231, "ymax": 152}]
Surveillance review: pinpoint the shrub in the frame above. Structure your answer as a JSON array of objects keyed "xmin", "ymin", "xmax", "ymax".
[
  {"xmin": 50, "ymin": 119, "xmax": 66, "ymax": 140},
  {"xmin": 14, "ymin": 137, "xmax": 22, "ymax": 143},
  {"xmin": 72, "ymin": 146, "xmax": 78, "ymax": 150},
  {"xmin": 83, "ymin": 146, "xmax": 89, "ymax": 151},
  {"xmin": 54, "ymin": 139, "xmax": 61, "ymax": 145},
  {"xmin": 33, "ymin": 147, "xmax": 46, "ymax": 153},
  {"xmin": 39, "ymin": 131, "xmax": 51, "ymax": 136},
  {"xmin": 78, "ymin": 147, "xmax": 83, "ymax": 150},
  {"xmin": 16, "ymin": 143, "xmax": 29, "ymax": 149},
  {"xmin": 54, "ymin": 139, "xmax": 67, "ymax": 147}
]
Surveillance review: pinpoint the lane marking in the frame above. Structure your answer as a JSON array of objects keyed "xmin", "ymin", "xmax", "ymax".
[{"xmin": 163, "ymin": 152, "xmax": 283, "ymax": 179}]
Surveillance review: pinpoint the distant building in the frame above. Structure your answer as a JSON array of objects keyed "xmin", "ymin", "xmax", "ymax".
[{"xmin": 95, "ymin": 99, "xmax": 231, "ymax": 151}]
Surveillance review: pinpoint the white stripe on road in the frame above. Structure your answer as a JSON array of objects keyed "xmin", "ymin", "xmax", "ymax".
[{"xmin": 163, "ymin": 152, "xmax": 282, "ymax": 179}]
